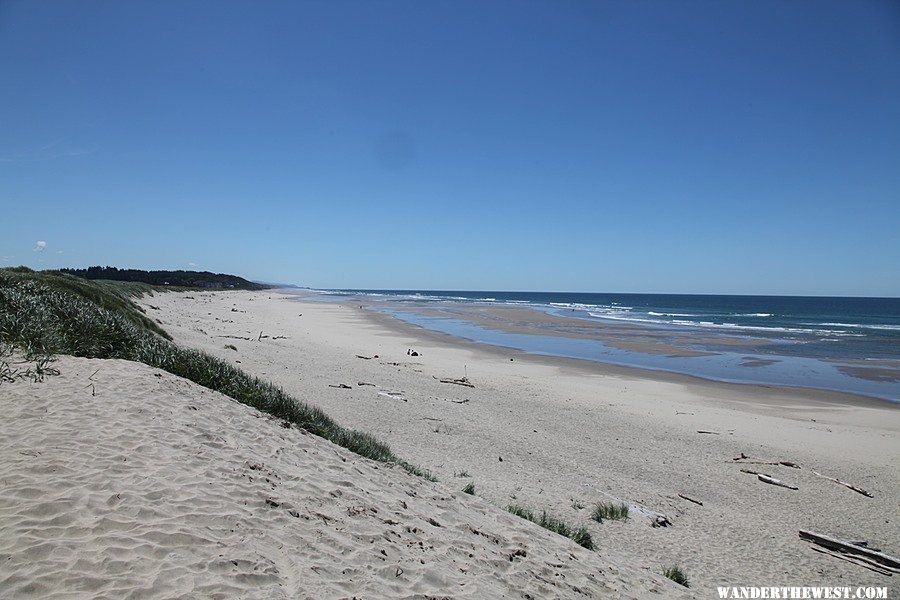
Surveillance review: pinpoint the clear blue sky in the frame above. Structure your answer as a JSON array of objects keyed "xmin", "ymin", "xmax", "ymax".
[{"xmin": 2, "ymin": 1, "xmax": 898, "ymax": 295}]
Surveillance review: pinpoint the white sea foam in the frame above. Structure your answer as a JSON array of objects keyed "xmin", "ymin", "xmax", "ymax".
[
  {"xmin": 816, "ymin": 322, "xmax": 900, "ymax": 331},
  {"xmin": 586, "ymin": 312, "xmax": 866, "ymax": 337}
]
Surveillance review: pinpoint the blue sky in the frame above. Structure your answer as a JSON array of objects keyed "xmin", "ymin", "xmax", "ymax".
[{"xmin": 2, "ymin": 0, "xmax": 898, "ymax": 295}]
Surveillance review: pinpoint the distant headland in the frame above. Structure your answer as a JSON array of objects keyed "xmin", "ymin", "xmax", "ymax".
[{"xmin": 57, "ymin": 266, "xmax": 269, "ymax": 290}]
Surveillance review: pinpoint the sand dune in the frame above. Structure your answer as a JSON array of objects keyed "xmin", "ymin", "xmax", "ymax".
[{"xmin": 0, "ymin": 355, "xmax": 691, "ymax": 599}]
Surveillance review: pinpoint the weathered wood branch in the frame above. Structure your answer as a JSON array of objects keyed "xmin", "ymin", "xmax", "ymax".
[
  {"xmin": 740, "ymin": 469, "xmax": 797, "ymax": 490},
  {"xmin": 434, "ymin": 376, "xmax": 475, "ymax": 388},
  {"xmin": 809, "ymin": 546, "xmax": 893, "ymax": 576},
  {"xmin": 678, "ymin": 493, "xmax": 703, "ymax": 506},
  {"xmin": 799, "ymin": 530, "xmax": 900, "ymax": 572},
  {"xmin": 811, "ymin": 471, "xmax": 874, "ymax": 498}
]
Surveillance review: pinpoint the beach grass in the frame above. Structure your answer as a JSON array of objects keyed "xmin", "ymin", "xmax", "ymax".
[
  {"xmin": 663, "ymin": 565, "xmax": 690, "ymax": 587},
  {"xmin": 591, "ymin": 501, "xmax": 629, "ymax": 523},
  {"xmin": 506, "ymin": 504, "xmax": 594, "ymax": 550},
  {"xmin": 462, "ymin": 481, "xmax": 476, "ymax": 495},
  {"xmin": 0, "ymin": 268, "xmax": 435, "ymax": 480}
]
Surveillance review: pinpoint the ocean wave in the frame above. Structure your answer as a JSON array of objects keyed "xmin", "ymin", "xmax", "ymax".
[
  {"xmin": 550, "ymin": 302, "xmax": 626, "ymax": 311},
  {"xmin": 586, "ymin": 312, "xmax": 866, "ymax": 337},
  {"xmin": 815, "ymin": 322, "xmax": 900, "ymax": 331},
  {"xmin": 647, "ymin": 312, "xmax": 699, "ymax": 317}
]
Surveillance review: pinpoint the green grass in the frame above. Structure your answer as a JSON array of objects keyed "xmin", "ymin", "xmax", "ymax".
[
  {"xmin": 506, "ymin": 504, "xmax": 594, "ymax": 550},
  {"xmin": 663, "ymin": 565, "xmax": 689, "ymax": 587},
  {"xmin": 462, "ymin": 481, "xmax": 476, "ymax": 495},
  {"xmin": 0, "ymin": 268, "xmax": 435, "ymax": 481},
  {"xmin": 591, "ymin": 501, "xmax": 629, "ymax": 523}
]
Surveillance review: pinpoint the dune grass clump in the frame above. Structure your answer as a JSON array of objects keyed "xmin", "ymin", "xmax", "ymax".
[
  {"xmin": 591, "ymin": 501, "xmax": 629, "ymax": 523},
  {"xmin": 462, "ymin": 481, "xmax": 476, "ymax": 495},
  {"xmin": 506, "ymin": 504, "xmax": 594, "ymax": 550},
  {"xmin": 0, "ymin": 268, "xmax": 434, "ymax": 480},
  {"xmin": 663, "ymin": 565, "xmax": 689, "ymax": 587}
]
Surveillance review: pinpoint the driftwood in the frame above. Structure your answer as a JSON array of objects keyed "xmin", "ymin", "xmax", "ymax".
[
  {"xmin": 733, "ymin": 454, "xmax": 801, "ymax": 469},
  {"xmin": 809, "ymin": 546, "xmax": 893, "ymax": 576},
  {"xmin": 591, "ymin": 489, "xmax": 671, "ymax": 527},
  {"xmin": 697, "ymin": 430, "xmax": 720, "ymax": 435},
  {"xmin": 758, "ymin": 474, "xmax": 798, "ymax": 490},
  {"xmin": 740, "ymin": 469, "xmax": 798, "ymax": 490},
  {"xmin": 678, "ymin": 493, "xmax": 703, "ymax": 506},
  {"xmin": 328, "ymin": 384, "xmax": 352, "ymax": 389},
  {"xmin": 799, "ymin": 530, "xmax": 900, "ymax": 573},
  {"xmin": 812, "ymin": 470, "xmax": 873, "ymax": 498},
  {"xmin": 434, "ymin": 376, "xmax": 475, "ymax": 388},
  {"xmin": 218, "ymin": 335, "xmax": 252, "ymax": 340},
  {"xmin": 357, "ymin": 382, "xmax": 375, "ymax": 387},
  {"xmin": 356, "ymin": 355, "xmax": 373, "ymax": 360}
]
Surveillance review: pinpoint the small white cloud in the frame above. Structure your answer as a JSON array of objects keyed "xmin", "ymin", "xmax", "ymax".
[
  {"xmin": 188, "ymin": 262, "xmax": 197, "ymax": 267},
  {"xmin": 57, "ymin": 250, "xmax": 64, "ymax": 254},
  {"xmin": 34, "ymin": 241, "xmax": 46, "ymax": 252}
]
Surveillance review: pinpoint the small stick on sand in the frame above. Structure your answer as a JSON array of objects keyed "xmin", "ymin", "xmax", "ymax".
[
  {"xmin": 741, "ymin": 469, "xmax": 798, "ymax": 490},
  {"xmin": 435, "ymin": 376, "xmax": 475, "ymax": 388},
  {"xmin": 811, "ymin": 471, "xmax": 874, "ymax": 498},
  {"xmin": 678, "ymin": 493, "xmax": 703, "ymax": 506}
]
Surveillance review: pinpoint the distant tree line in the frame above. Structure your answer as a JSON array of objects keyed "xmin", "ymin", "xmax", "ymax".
[{"xmin": 58, "ymin": 266, "xmax": 269, "ymax": 290}]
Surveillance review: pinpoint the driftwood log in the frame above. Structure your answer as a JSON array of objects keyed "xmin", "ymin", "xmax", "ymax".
[
  {"xmin": 800, "ymin": 530, "xmax": 899, "ymax": 573},
  {"xmin": 809, "ymin": 546, "xmax": 892, "ymax": 576},
  {"xmin": 591, "ymin": 489, "xmax": 672, "ymax": 527}
]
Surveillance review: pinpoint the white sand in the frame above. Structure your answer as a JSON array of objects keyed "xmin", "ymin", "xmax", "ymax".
[
  {"xmin": 140, "ymin": 290, "xmax": 900, "ymax": 594},
  {"xmin": 0, "ymin": 355, "xmax": 691, "ymax": 599}
]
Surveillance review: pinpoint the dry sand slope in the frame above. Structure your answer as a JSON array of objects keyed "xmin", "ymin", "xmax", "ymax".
[
  {"xmin": 0, "ymin": 355, "xmax": 692, "ymax": 599},
  {"xmin": 140, "ymin": 291, "xmax": 900, "ymax": 596}
]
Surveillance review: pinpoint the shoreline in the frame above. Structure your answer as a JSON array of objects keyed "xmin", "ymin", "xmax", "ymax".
[{"xmin": 330, "ymin": 295, "xmax": 900, "ymax": 410}]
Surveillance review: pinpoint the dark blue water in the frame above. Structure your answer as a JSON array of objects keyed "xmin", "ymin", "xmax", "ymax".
[{"xmin": 314, "ymin": 289, "xmax": 900, "ymax": 401}]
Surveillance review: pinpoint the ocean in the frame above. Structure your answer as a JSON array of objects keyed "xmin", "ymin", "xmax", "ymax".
[{"xmin": 311, "ymin": 290, "xmax": 900, "ymax": 402}]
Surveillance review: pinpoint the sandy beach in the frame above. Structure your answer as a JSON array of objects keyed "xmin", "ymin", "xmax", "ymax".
[
  {"xmin": 123, "ymin": 289, "xmax": 900, "ymax": 594},
  {"xmin": 2, "ymin": 354, "xmax": 694, "ymax": 599}
]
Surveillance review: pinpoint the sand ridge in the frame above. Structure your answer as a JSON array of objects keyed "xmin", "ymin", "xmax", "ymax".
[{"xmin": 0, "ymin": 355, "xmax": 692, "ymax": 599}]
